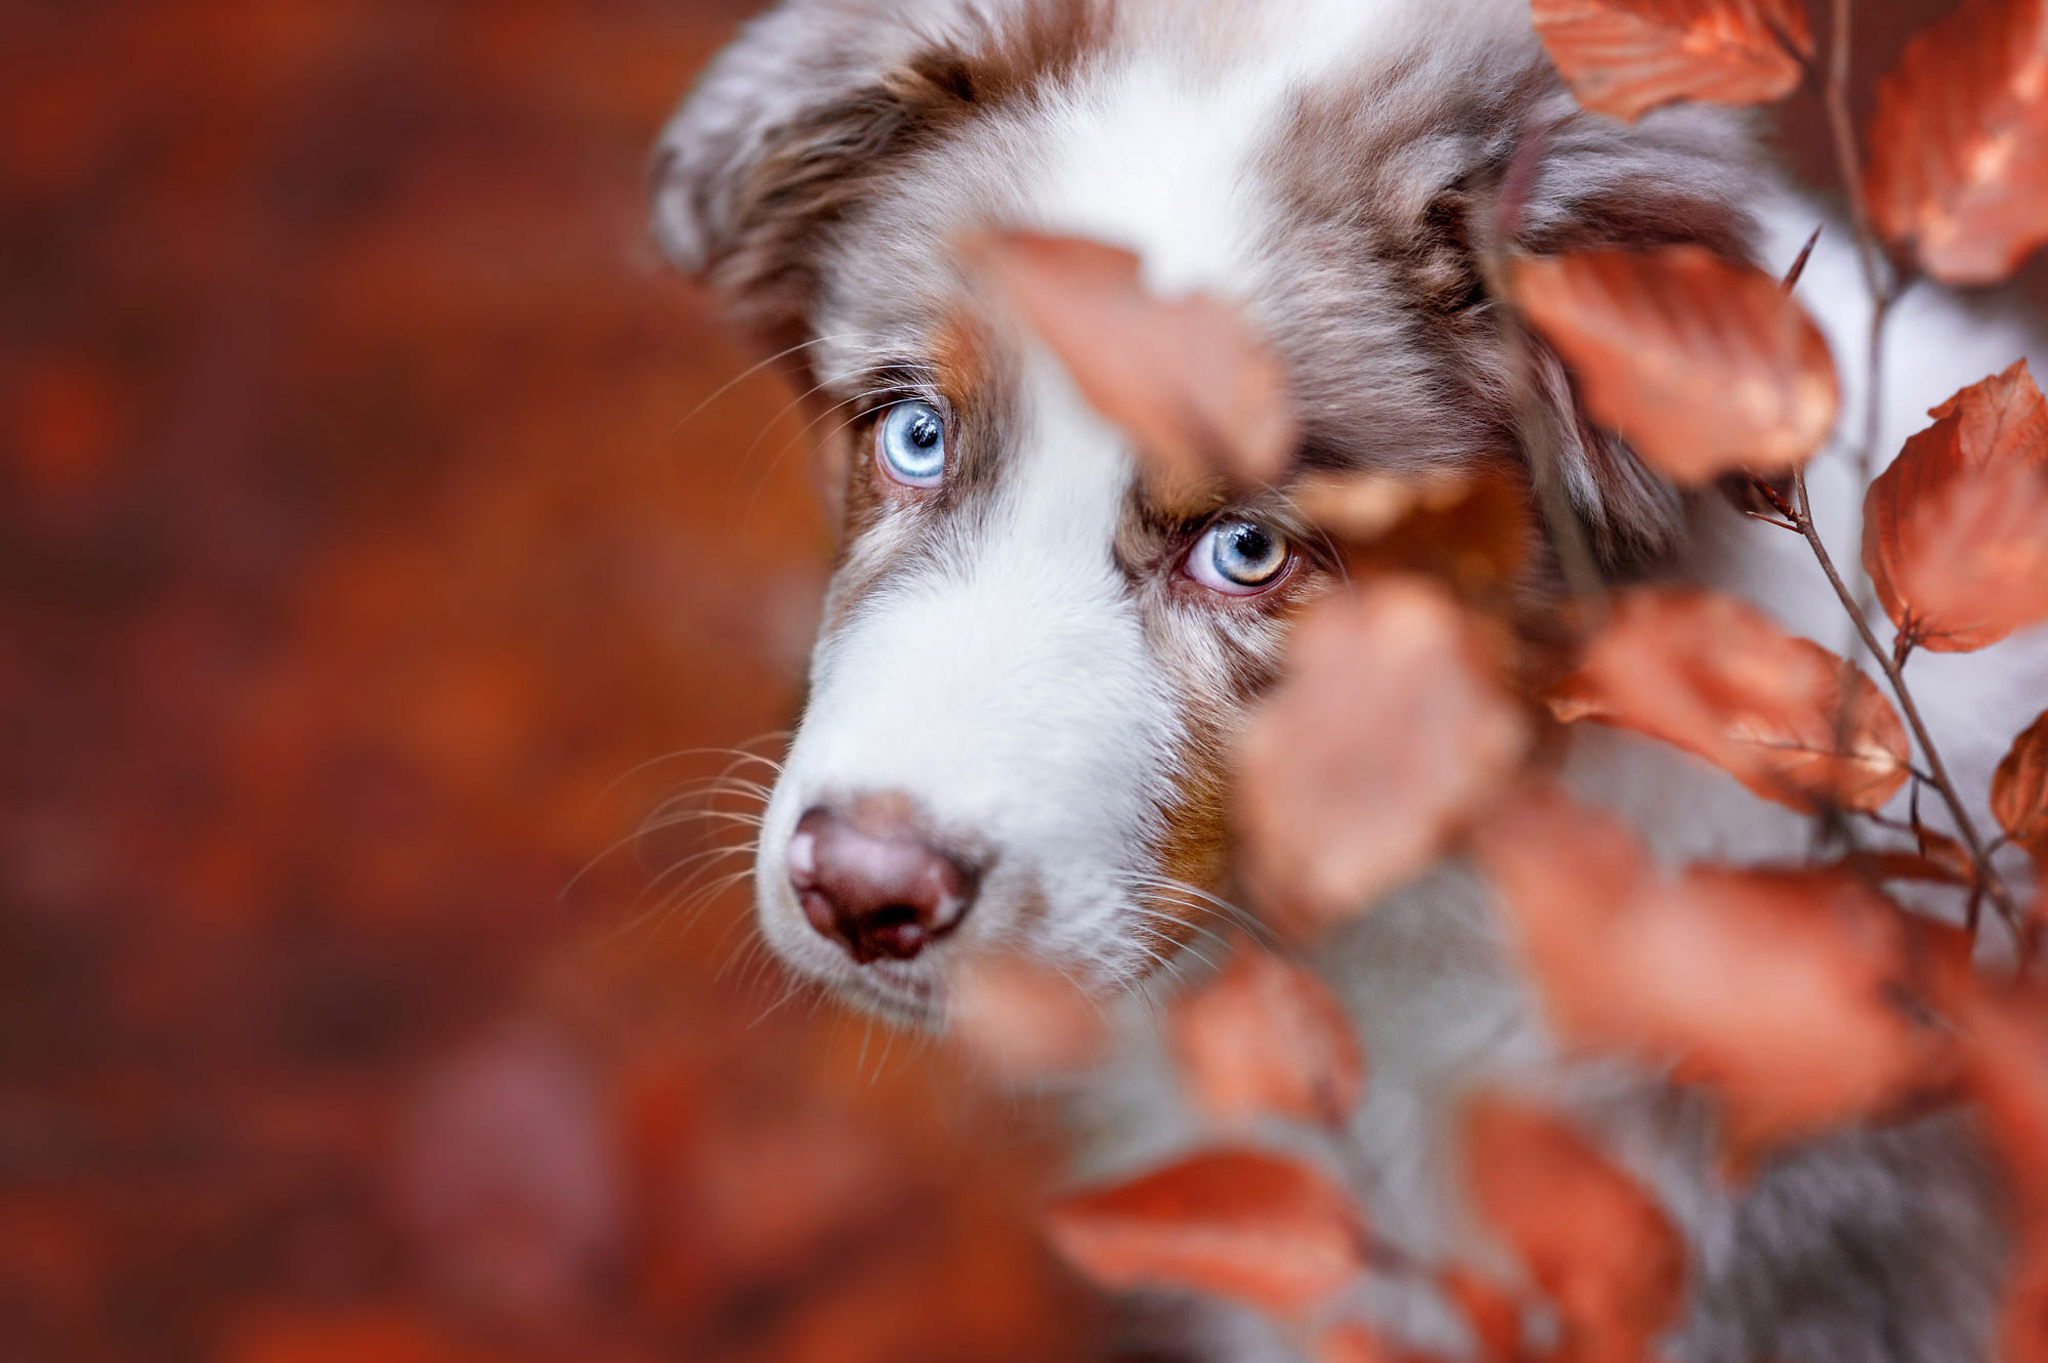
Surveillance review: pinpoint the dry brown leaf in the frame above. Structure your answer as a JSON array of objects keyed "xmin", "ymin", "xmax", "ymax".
[
  {"xmin": 1533, "ymin": 0, "xmax": 1813, "ymax": 121},
  {"xmin": 1993, "ymin": 711, "xmax": 2048, "ymax": 865},
  {"xmin": 1838, "ymin": 844, "xmax": 1975, "ymax": 890},
  {"xmin": 1549, "ymin": 587, "xmax": 1909, "ymax": 813},
  {"xmin": 1291, "ymin": 467, "xmax": 1537, "ymax": 600},
  {"xmin": 1511, "ymin": 247, "xmax": 1839, "ymax": 484},
  {"xmin": 1239, "ymin": 577, "xmax": 1531, "ymax": 934},
  {"xmin": 1961, "ymin": 988, "xmax": 2048, "ymax": 1363},
  {"xmin": 964, "ymin": 231, "xmax": 1297, "ymax": 489},
  {"xmin": 1864, "ymin": 0, "xmax": 2048, "ymax": 284},
  {"xmin": 1043, "ymin": 1148, "xmax": 1368, "ymax": 1317},
  {"xmin": 947, "ymin": 953, "xmax": 1109, "ymax": 1079},
  {"xmin": 1460, "ymin": 1097, "xmax": 1684, "ymax": 1363},
  {"xmin": 1168, "ymin": 949, "xmax": 1365, "ymax": 1129},
  {"xmin": 1472, "ymin": 786, "xmax": 1957, "ymax": 1156},
  {"xmin": 1862, "ymin": 361, "xmax": 2048, "ymax": 653}
]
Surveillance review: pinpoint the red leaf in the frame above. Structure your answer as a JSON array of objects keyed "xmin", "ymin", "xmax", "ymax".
[
  {"xmin": 1239, "ymin": 577, "xmax": 1531, "ymax": 934},
  {"xmin": 1460, "ymin": 1097, "xmax": 1684, "ymax": 1363},
  {"xmin": 1472, "ymin": 787, "xmax": 1957, "ymax": 1156},
  {"xmin": 1291, "ymin": 468, "xmax": 1538, "ymax": 600},
  {"xmin": 1168, "ymin": 949, "xmax": 1366, "ymax": 1129},
  {"xmin": 1862, "ymin": 361, "xmax": 2048, "ymax": 653},
  {"xmin": 1440, "ymin": 1266, "xmax": 1528, "ymax": 1363},
  {"xmin": 964, "ymin": 231, "xmax": 1297, "ymax": 489},
  {"xmin": 1533, "ymin": 0, "xmax": 1813, "ymax": 122},
  {"xmin": 1993, "ymin": 710, "xmax": 2048, "ymax": 866},
  {"xmin": 1549, "ymin": 587, "xmax": 1909, "ymax": 813},
  {"xmin": 1961, "ymin": 988, "xmax": 2048, "ymax": 1363},
  {"xmin": 1864, "ymin": 0, "xmax": 2048, "ymax": 284},
  {"xmin": 1511, "ymin": 247, "xmax": 1839, "ymax": 484},
  {"xmin": 948, "ymin": 953, "xmax": 1109, "ymax": 1079},
  {"xmin": 1043, "ymin": 1148, "xmax": 1369, "ymax": 1317}
]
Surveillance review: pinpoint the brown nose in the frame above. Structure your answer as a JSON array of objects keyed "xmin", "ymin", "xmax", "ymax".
[{"xmin": 787, "ymin": 806, "xmax": 978, "ymax": 963}]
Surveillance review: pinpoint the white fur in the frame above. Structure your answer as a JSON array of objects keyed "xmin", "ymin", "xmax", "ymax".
[{"xmin": 755, "ymin": 351, "xmax": 1185, "ymax": 1006}]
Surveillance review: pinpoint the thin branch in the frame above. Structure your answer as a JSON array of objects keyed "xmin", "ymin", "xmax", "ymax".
[
  {"xmin": 1789, "ymin": 469, "xmax": 2024, "ymax": 935},
  {"xmin": 1822, "ymin": 0, "xmax": 1886, "ymax": 305}
]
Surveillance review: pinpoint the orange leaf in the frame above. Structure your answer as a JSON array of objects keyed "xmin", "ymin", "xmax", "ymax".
[
  {"xmin": 1440, "ymin": 1266, "xmax": 1528, "ymax": 1363},
  {"xmin": 1861, "ymin": 361, "xmax": 2048, "ymax": 653},
  {"xmin": 1549, "ymin": 587, "xmax": 1909, "ymax": 813},
  {"xmin": 1961, "ymin": 988, "xmax": 2048, "ymax": 1363},
  {"xmin": 1995, "ymin": 710, "xmax": 2048, "ymax": 866},
  {"xmin": 1239, "ymin": 577, "xmax": 1531, "ymax": 933},
  {"xmin": 1533, "ymin": 0, "xmax": 1813, "ymax": 122},
  {"xmin": 1043, "ymin": 1148, "xmax": 1368, "ymax": 1317},
  {"xmin": 1168, "ymin": 949, "xmax": 1366, "ymax": 1129},
  {"xmin": 1291, "ymin": 468, "xmax": 1537, "ymax": 601},
  {"xmin": 964, "ymin": 231, "xmax": 1297, "ymax": 489},
  {"xmin": 948, "ymin": 953, "xmax": 1109, "ymax": 1079},
  {"xmin": 1511, "ymin": 247, "xmax": 1838, "ymax": 484},
  {"xmin": 1460, "ymin": 1097, "xmax": 1684, "ymax": 1363},
  {"xmin": 1864, "ymin": 0, "xmax": 2048, "ymax": 284},
  {"xmin": 1472, "ymin": 786, "xmax": 1957, "ymax": 1155}
]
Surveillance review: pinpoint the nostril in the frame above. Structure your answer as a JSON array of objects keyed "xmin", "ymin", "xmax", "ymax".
[{"xmin": 787, "ymin": 804, "xmax": 979, "ymax": 963}]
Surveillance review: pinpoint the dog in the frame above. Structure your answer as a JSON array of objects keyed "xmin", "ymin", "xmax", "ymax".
[{"xmin": 652, "ymin": 2, "xmax": 2048, "ymax": 1358}]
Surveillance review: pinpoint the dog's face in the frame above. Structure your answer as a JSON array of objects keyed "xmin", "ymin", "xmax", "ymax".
[{"xmin": 655, "ymin": 0, "xmax": 1758, "ymax": 1022}]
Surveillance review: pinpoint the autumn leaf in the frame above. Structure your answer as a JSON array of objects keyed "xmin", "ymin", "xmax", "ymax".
[
  {"xmin": 1291, "ymin": 467, "xmax": 1537, "ymax": 601},
  {"xmin": 1862, "ymin": 361, "xmax": 2048, "ymax": 653},
  {"xmin": 1864, "ymin": 0, "xmax": 2048, "ymax": 284},
  {"xmin": 964, "ymin": 231, "xmax": 1297, "ymax": 490},
  {"xmin": 1439, "ymin": 1267, "xmax": 1528, "ymax": 1363},
  {"xmin": 1960, "ymin": 988, "xmax": 2048, "ymax": 1363},
  {"xmin": 1168, "ymin": 949, "xmax": 1365, "ymax": 1129},
  {"xmin": 948, "ymin": 952, "xmax": 1109, "ymax": 1079},
  {"xmin": 1043, "ymin": 1148, "xmax": 1369, "ymax": 1317},
  {"xmin": 1549, "ymin": 587, "xmax": 1909, "ymax": 813},
  {"xmin": 1460, "ymin": 1097, "xmax": 1684, "ymax": 1363},
  {"xmin": 1239, "ymin": 576, "xmax": 1531, "ymax": 933},
  {"xmin": 1471, "ymin": 786, "xmax": 1958, "ymax": 1156},
  {"xmin": 1511, "ymin": 247, "xmax": 1838, "ymax": 484},
  {"xmin": 1533, "ymin": 0, "xmax": 1814, "ymax": 122},
  {"xmin": 1996, "ymin": 711, "xmax": 2048, "ymax": 870}
]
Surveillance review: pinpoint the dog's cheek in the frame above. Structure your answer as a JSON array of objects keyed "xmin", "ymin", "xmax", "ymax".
[
  {"xmin": 1146, "ymin": 710, "xmax": 1235, "ymax": 945},
  {"xmin": 1134, "ymin": 597, "xmax": 1294, "ymax": 939}
]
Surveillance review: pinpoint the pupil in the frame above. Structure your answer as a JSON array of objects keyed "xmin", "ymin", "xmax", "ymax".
[
  {"xmin": 908, "ymin": 412, "xmax": 940, "ymax": 447},
  {"xmin": 1229, "ymin": 525, "xmax": 1269, "ymax": 563}
]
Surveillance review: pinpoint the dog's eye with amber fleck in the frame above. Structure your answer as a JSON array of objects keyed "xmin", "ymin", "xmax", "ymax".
[
  {"xmin": 1187, "ymin": 517, "xmax": 1290, "ymax": 595},
  {"xmin": 875, "ymin": 400, "xmax": 947, "ymax": 487}
]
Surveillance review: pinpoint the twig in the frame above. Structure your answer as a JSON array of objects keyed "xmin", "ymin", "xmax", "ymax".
[
  {"xmin": 1821, "ymin": 0, "xmax": 1887, "ymax": 305},
  {"xmin": 1788, "ymin": 469, "xmax": 2024, "ymax": 936},
  {"xmin": 1816, "ymin": 0, "xmax": 1912, "ymax": 615}
]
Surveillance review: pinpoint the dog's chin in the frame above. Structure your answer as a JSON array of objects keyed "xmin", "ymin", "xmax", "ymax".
[{"xmin": 827, "ymin": 962, "xmax": 942, "ymax": 1028}]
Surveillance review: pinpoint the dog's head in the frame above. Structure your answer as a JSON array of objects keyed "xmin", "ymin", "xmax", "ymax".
[{"xmin": 654, "ymin": 0, "xmax": 1759, "ymax": 1022}]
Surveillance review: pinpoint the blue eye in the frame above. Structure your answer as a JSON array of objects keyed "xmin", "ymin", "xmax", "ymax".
[
  {"xmin": 876, "ymin": 400, "xmax": 947, "ymax": 487},
  {"xmin": 1186, "ymin": 517, "xmax": 1290, "ymax": 595}
]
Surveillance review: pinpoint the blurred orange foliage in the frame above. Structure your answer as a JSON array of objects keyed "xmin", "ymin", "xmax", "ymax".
[{"xmin": 0, "ymin": 2, "xmax": 1111, "ymax": 1359}]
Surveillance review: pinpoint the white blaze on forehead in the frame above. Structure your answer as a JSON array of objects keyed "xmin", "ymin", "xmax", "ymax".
[
  {"xmin": 1024, "ymin": 0, "xmax": 1460, "ymax": 296},
  {"xmin": 767, "ymin": 352, "xmax": 1181, "ymax": 968}
]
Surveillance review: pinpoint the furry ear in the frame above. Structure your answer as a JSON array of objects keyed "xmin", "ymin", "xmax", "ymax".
[
  {"xmin": 651, "ymin": 1, "xmax": 939, "ymax": 334},
  {"xmin": 652, "ymin": 0, "xmax": 1106, "ymax": 345},
  {"xmin": 1508, "ymin": 98, "xmax": 1764, "ymax": 571}
]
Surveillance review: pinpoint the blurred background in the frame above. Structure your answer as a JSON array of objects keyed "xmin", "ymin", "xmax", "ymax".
[{"xmin": 1, "ymin": 2, "xmax": 2038, "ymax": 1361}]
